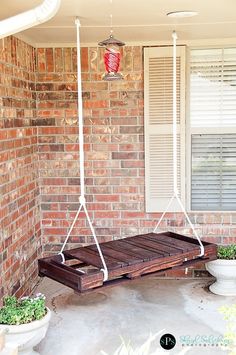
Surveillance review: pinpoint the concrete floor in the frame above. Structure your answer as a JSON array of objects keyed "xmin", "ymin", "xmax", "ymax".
[{"xmin": 35, "ymin": 276, "xmax": 235, "ymax": 355}]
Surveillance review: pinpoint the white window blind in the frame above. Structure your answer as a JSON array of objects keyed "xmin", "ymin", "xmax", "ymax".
[
  {"xmin": 191, "ymin": 48, "xmax": 236, "ymax": 128},
  {"xmin": 144, "ymin": 46, "xmax": 186, "ymax": 212},
  {"xmin": 190, "ymin": 48, "xmax": 236, "ymax": 211},
  {"xmin": 192, "ymin": 134, "xmax": 236, "ymax": 210}
]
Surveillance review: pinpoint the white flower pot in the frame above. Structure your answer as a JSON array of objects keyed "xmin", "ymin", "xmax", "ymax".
[
  {"xmin": 206, "ymin": 259, "xmax": 236, "ymax": 296},
  {"xmin": 0, "ymin": 307, "xmax": 51, "ymax": 355}
]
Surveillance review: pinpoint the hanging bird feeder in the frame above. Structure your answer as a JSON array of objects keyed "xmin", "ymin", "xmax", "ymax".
[
  {"xmin": 98, "ymin": 1, "xmax": 125, "ymax": 82},
  {"xmin": 99, "ymin": 34, "xmax": 125, "ymax": 81}
]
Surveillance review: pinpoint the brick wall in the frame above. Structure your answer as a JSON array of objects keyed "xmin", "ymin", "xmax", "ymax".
[
  {"xmin": 36, "ymin": 45, "xmax": 236, "ymax": 277},
  {"xmin": 36, "ymin": 46, "xmax": 148, "ymax": 253},
  {"xmin": 0, "ymin": 37, "xmax": 41, "ymax": 299},
  {"xmin": 2, "ymin": 38, "xmax": 236, "ymax": 298}
]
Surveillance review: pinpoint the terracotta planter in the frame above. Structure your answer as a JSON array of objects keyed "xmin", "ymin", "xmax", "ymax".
[
  {"xmin": 206, "ymin": 259, "xmax": 236, "ymax": 296},
  {"xmin": 0, "ymin": 307, "xmax": 51, "ymax": 355}
]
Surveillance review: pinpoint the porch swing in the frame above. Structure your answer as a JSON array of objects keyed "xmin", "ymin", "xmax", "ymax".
[{"xmin": 38, "ymin": 20, "xmax": 217, "ymax": 293}]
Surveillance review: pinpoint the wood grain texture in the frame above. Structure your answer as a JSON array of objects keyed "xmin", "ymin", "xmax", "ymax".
[{"xmin": 38, "ymin": 232, "xmax": 217, "ymax": 293}]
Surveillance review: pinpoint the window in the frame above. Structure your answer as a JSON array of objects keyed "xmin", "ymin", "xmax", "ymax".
[
  {"xmin": 190, "ymin": 48, "xmax": 236, "ymax": 211},
  {"xmin": 144, "ymin": 46, "xmax": 236, "ymax": 212}
]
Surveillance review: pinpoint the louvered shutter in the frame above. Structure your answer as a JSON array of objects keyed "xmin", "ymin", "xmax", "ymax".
[{"xmin": 144, "ymin": 46, "xmax": 186, "ymax": 212}]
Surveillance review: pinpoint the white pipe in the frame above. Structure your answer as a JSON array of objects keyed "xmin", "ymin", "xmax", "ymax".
[{"xmin": 0, "ymin": 0, "xmax": 61, "ymax": 39}]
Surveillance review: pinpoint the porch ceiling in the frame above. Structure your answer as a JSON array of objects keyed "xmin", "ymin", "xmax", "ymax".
[{"xmin": 1, "ymin": 0, "xmax": 236, "ymax": 46}]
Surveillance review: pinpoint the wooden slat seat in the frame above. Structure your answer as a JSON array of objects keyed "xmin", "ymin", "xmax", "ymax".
[
  {"xmin": 38, "ymin": 231, "xmax": 217, "ymax": 293},
  {"xmin": 64, "ymin": 247, "xmax": 124, "ymax": 269}
]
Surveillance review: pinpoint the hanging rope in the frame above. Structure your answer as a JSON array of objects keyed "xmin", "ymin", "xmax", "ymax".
[
  {"xmin": 154, "ymin": 31, "xmax": 204, "ymax": 257},
  {"xmin": 58, "ymin": 18, "xmax": 108, "ymax": 282}
]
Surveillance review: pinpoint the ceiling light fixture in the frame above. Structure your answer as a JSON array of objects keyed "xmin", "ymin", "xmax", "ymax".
[{"xmin": 167, "ymin": 11, "xmax": 198, "ymax": 18}]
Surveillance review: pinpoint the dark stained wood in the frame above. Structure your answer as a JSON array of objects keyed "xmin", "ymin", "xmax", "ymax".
[
  {"xmin": 88, "ymin": 244, "xmax": 141, "ymax": 266},
  {"xmin": 78, "ymin": 271, "xmax": 104, "ymax": 291},
  {"xmin": 145, "ymin": 233, "xmax": 200, "ymax": 251},
  {"xmin": 38, "ymin": 231, "xmax": 217, "ymax": 293},
  {"xmin": 111, "ymin": 240, "xmax": 164, "ymax": 261},
  {"xmin": 103, "ymin": 239, "xmax": 150, "ymax": 259},
  {"xmin": 166, "ymin": 231, "xmax": 209, "ymax": 246},
  {"xmin": 39, "ymin": 258, "xmax": 80, "ymax": 290},
  {"xmin": 127, "ymin": 237, "xmax": 177, "ymax": 256},
  {"xmin": 64, "ymin": 247, "xmax": 123, "ymax": 269},
  {"xmin": 110, "ymin": 249, "xmax": 201, "ymax": 279}
]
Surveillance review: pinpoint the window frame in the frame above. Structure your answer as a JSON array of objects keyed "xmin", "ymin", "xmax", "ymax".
[{"xmin": 186, "ymin": 45, "xmax": 236, "ymax": 212}]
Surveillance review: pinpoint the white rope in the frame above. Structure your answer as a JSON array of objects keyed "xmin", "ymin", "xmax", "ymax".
[
  {"xmin": 59, "ymin": 203, "xmax": 83, "ymax": 261},
  {"xmin": 172, "ymin": 31, "xmax": 178, "ymax": 196},
  {"xmin": 83, "ymin": 205, "xmax": 109, "ymax": 281},
  {"xmin": 153, "ymin": 31, "xmax": 204, "ymax": 257},
  {"xmin": 76, "ymin": 17, "xmax": 85, "ymax": 200},
  {"xmin": 154, "ymin": 195, "xmax": 175, "ymax": 233},
  {"xmin": 58, "ymin": 18, "xmax": 108, "ymax": 281},
  {"xmin": 175, "ymin": 194, "xmax": 204, "ymax": 256}
]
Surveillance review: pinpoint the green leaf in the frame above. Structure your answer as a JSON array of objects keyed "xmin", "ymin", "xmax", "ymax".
[{"xmin": 217, "ymin": 245, "xmax": 236, "ymax": 260}]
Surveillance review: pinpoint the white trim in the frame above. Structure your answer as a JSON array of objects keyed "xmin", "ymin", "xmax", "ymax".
[
  {"xmin": 23, "ymin": 21, "xmax": 236, "ymax": 30},
  {"xmin": 187, "ymin": 46, "xmax": 236, "ymax": 212},
  {"xmin": 12, "ymin": 38, "xmax": 236, "ymax": 49},
  {"xmin": 185, "ymin": 47, "xmax": 192, "ymax": 212},
  {"xmin": 180, "ymin": 47, "xmax": 186, "ymax": 207},
  {"xmin": 190, "ymin": 127, "xmax": 236, "ymax": 134}
]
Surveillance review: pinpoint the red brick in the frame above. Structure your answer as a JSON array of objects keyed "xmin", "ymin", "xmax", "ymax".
[
  {"xmin": 64, "ymin": 48, "xmax": 72, "ymax": 72},
  {"xmin": 1, "ymin": 38, "xmax": 40, "ymax": 300},
  {"xmin": 3, "ymin": 40, "xmax": 236, "ymax": 301},
  {"xmin": 95, "ymin": 195, "xmax": 120, "ymax": 202},
  {"xmin": 81, "ymin": 47, "xmax": 88, "ymax": 72},
  {"xmin": 46, "ymin": 48, "xmax": 54, "ymax": 72},
  {"xmin": 94, "ymin": 211, "xmax": 120, "ymax": 219},
  {"xmin": 55, "ymin": 48, "xmax": 63, "ymax": 72}
]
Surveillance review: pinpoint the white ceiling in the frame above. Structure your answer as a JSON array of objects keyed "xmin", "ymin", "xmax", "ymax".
[{"xmin": 1, "ymin": 0, "xmax": 236, "ymax": 46}]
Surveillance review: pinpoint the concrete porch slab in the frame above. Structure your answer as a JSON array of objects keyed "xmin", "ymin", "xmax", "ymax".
[{"xmin": 35, "ymin": 276, "xmax": 235, "ymax": 355}]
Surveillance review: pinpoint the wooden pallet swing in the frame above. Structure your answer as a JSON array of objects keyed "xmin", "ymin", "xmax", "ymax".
[{"xmin": 38, "ymin": 23, "xmax": 217, "ymax": 293}]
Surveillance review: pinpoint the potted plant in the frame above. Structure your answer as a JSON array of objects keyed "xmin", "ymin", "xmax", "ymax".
[
  {"xmin": 206, "ymin": 245, "xmax": 236, "ymax": 296},
  {"xmin": 0, "ymin": 293, "xmax": 51, "ymax": 355}
]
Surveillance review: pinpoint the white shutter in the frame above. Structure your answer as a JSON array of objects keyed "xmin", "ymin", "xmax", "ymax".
[
  {"xmin": 144, "ymin": 46, "xmax": 186, "ymax": 212},
  {"xmin": 192, "ymin": 134, "xmax": 236, "ymax": 210}
]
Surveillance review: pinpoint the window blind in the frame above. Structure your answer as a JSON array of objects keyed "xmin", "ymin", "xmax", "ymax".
[
  {"xmin": 190, "ymin": 48, "xmax": 236, "ymax": 211},
  {"xmin": 191, "ymin": 48, "xmax": 236, "ymax": 128},
  {"xmin": 192, "ymin": 134, "xmax": 236, "ymax": 210}
]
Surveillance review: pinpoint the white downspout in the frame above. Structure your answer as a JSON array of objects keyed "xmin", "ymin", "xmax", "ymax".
[{"xmin": 0, "ymin": 0, "xmax": 61, "ymax": 39}]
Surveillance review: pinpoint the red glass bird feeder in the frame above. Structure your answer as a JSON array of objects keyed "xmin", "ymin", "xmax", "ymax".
[{"xmin": 98, "ymin": 35, "xmax": 125, "ymax": 81}]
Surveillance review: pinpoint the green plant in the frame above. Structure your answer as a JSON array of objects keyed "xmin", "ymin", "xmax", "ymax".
[
  {"xmin": 217, "ymin": 245, "xmax": 236, "ymax": 260},
  {"xmin": 219, "ymin": 304, "xmax": 236, "ymax": 355},
  {"xmin": 0, "ymin": 293, "xmax": 47, "ymax": 325}
]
